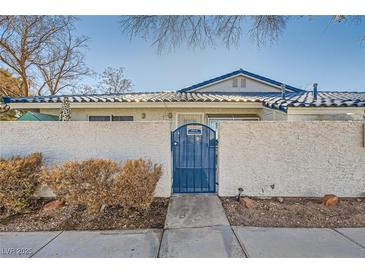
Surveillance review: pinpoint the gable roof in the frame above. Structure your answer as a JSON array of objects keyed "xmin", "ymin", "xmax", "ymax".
[
  {"xmin": 4, "ymin": 90, "xmax": 365, "ymax": 113},
  {"xmin": 178, "ymin": 68, "xmax": 305, "ymax": 93}
]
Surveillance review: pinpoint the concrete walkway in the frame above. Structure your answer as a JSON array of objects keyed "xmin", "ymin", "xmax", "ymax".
[
  {"xmin": 1, "ymin": 195, "xmax": 365, "ymax": 258},
  {"xmin": 160, "ymin": 195, "xmax": 244, "ymax": 258}
]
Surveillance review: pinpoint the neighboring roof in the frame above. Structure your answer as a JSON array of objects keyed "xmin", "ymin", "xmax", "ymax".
[
  {"xmin": 263, "ymin": 91, "xmax": 365, "ymax": 111},
  {"xmin": 178, "ymin": 69, "xmax": 305, "ymax": 93},
  {"xmin": 17, "ymin": 111, "xmax": 59, "ymax": 121},
  {"xmin": 4, "ymin": 90, "xmax": 365, "ymax": 113}
]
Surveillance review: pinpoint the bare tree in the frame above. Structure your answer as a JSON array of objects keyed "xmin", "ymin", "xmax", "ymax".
[
  {"xmin": 120, "ymin": 16, "xmax": 289, "ymax": 52},
  {"xmin": 249, "ymin": 16, "xmax": 288, "ymax": 46},
  {"xmin": 37, "ymin": 28, "xmax": 91, "ymax": 95},
  {"xmin": 98, "ymin": 67, "xmax": 132, "ymax": 94},
  {"xmin": 70, "ymin": 84, "xmax": 98, "ymax": 95},
  {"xmin": 68, "ymin": 67, "xmax": 132, "ymax": 95},
  {"xmin": 121, "ymin": 16, "xmax": 364, "ymax": 52},
  {"xmin": 0, "ymin": 16, "xmax": 90, "ymax": 96}
]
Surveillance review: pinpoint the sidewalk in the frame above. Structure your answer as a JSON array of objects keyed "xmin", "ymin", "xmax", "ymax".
[
  {"xmin": 1, "ymin": 195, "xmax": 365, "ymax": 258},
  {"xmin": 159, "ymin": 195, "xmax": 244, "ymax": 258}
]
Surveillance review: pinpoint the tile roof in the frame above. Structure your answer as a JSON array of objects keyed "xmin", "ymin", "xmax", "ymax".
[
  {"xmin": 3, "ymin": 90, "xmax": 365, "ymax": 112},
  {"xmin": 178, "ymin": 68, "xmax": 305, "ymax": 93},
  {"xmin": 262, "ymin": 91, "xmax": 365, "ymax": 111}
]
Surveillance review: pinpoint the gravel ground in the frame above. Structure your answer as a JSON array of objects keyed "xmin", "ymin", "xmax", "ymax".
[
  {"xmin": 0, "ymin": 198, "xmax": 169, "ymax": 232},
  {"xmin": 221, "ymin": 197, "xmax": 365, "ymax": 228}
]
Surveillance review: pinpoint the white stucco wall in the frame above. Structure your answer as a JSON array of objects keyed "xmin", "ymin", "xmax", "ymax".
[
  {"xmin": 218, "ymin": 121, "xmax": 365, "ymax": 197},
  {"xmin": 0, "ymin": 121, "xmax": 172, "ymax": 197},
  {"xmin": 39, "ymin": 106, "xmax": 364, "ymax": 124},
  {"xmin": 261, "ymin": 108, "xmax": 288, "ymax": 121},
  {"xmin": 287, "ymin": 107, "xmax": 365, "ymax": 121},
  {"xmin": 39, "ymin": 106, "xmax": 262, "ymax": 128}
]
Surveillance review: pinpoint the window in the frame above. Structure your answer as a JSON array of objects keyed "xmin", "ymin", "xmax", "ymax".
[
  {"xmin": 89, "ymin": 116, "xmax": 111, "ymax": 121},
  {"xmin": 232, "ymin": 78, "xmax": 238, "ymax": 88},
  {"xmin": 88, "ymin": 115, "xmax": 134, "ymax": 121},
  {"xmin": 241, "ymin": 78, "xmax": 246, "ymax": 88},
  {"xmin": 112, "ymin": 115, "xmax": 133, "ymax": 121}
]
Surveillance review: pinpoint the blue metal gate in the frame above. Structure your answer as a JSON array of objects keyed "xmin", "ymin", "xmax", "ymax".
[{"xmin": 171, "ymin": 123, "xmax": 217, "ymax": 193}]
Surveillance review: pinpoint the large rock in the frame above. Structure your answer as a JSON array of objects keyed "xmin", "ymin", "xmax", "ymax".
[
  {"xmin": 323, "ymin": 194, "xmax": 339, "ymax": 207},
  {"xmin": 42, "ymin": 200, "xmax": 65, "ymax": 211},
  {"xmin": 240, "ymin": 197, "xmax": 256, "ymax": 209}
]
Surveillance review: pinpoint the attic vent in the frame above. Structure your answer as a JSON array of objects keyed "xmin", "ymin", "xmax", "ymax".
[
  {"xmin": 241, "ymin": 78, "xmax": 246, "ymax": 88},
  {"xmin": 232, "ymin": 78, "xmax": 238, "ymax": 88}
]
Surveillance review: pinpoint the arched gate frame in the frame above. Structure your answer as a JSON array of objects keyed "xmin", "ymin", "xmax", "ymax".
[{"xmin": 171, "ymin": 123, "xmax": 217, "ymax": 193}]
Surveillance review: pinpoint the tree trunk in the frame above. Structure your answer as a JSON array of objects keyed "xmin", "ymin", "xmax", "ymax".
[
  {"xmin": 20, "ymin": 75, "xmax": 29, "ymax": 97},
  {"xmin": 19, "ymin": 69, "xmax": 29, "ymax": 97}
]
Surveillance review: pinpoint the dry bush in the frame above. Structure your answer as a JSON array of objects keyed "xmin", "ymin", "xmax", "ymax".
[
  {"xmin": 40, "ymin": 159, "xmax": 119, "ymax": 213},
  {"xmin": 40, "ymin": 158, "xmax": 162, "ymax": 213},
  {"xmin": 113, "ymin": 159, "xmax": 162, "ymax": 210},
  {"xmin": 0, "ymin": 153, "xmax": 43, "ymax": 216}
]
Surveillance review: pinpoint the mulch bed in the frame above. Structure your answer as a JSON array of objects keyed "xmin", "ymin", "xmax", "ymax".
[
  {"xmin": 221, "ymin": 197, "xmax": 365, "ymax": 228},
  {"xmin": 0, "ymin": 198, "xmax": 169, "ymax": 232}
]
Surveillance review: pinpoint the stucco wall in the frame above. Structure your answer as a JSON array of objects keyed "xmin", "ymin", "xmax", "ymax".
[
  {"xmin": 287, "ymin": 107, "xmax": 365, "ymax": 121},
  {"xmin": 218, "ymin": 121, "xmax": 365, "ymax": 197},
  {"xmin": 40, "ymin": 107, "xmax": 262, "ymax": 127},
  {"xmin": 261, "ymin": 108, "xmax": 288, "ymax": 121},
  {"xmin": 0, "ymin": 121, "xmax": 172, "ymax": 197}
]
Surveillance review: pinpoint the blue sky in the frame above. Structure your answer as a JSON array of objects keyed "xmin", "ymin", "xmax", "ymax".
[{"xmin": 76, "ymin": 16, "xmax": 365, "ymax": 92}]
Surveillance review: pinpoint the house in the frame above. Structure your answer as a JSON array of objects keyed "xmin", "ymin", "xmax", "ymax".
[
  {"xmin": 2, "ymin": 68, "xmax": 365, "ymax": 195},
  {"xmin": 3, "ymin": 68, "xmax": 365, "ymax": 131}
]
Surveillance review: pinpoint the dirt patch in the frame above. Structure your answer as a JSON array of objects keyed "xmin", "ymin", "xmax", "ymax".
[
  {"xmin": 221, "ymin": 197, "xmax": 365, "ymax": 228},
  {"xmin": 0, "ymin": 198, "xmax": 169, "ymax": 232}
]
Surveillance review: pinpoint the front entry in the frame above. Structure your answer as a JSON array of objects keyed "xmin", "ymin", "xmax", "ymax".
[{"xmin": 172, "ymin": 123, "xmax": 217, "ymax": 193}]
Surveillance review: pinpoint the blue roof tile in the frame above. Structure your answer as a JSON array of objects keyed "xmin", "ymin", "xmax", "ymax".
[{"xmin": 3, "ymin": 90, "xmax": 365, "ymax": 113}]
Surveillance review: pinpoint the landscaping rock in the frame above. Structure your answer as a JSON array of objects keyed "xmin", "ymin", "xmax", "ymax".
[
  {"xmin": 325, "ymin": 197, "xmax": 339, "ymax": 207},
  {"xmin": 240, "ymin": 197, "xmax": 256, "ymax": 209},
  {"xmin": 322, "ymin": 195, "xmax": 339, "ymax": 207},
  {"xmin": 221, "ymin": 197, "xmax": 365, "ymax": 228},
  {"xmin": 100, "ymin": 204, "xmax": 107, "ymax": 213},
  {"xmin": 42, "ymin": 200, "xmax": 65, "ymax": 211},
  {"xmin": 277, "ymin": 197, "xmax": 284, "ymax": 203},
  {"xmin": 0, "ymin": 198, "xmax": 170, "ymax": 232}
]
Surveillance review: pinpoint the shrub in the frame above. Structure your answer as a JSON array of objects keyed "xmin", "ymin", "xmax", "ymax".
[
  {"xmin": 40, "ymin": 158, "xmax": 162, "ymax": 213},
  {"xmin": 41, "ymin": 159, "xmax": 119, "ymax": 213},
  {"xmin": 113, "ymin": 159, "xmax": 162, "ymax": 210},
  {"xmin": 0, "ymin": 153, "xmax": 43, "ymax": 216}
]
